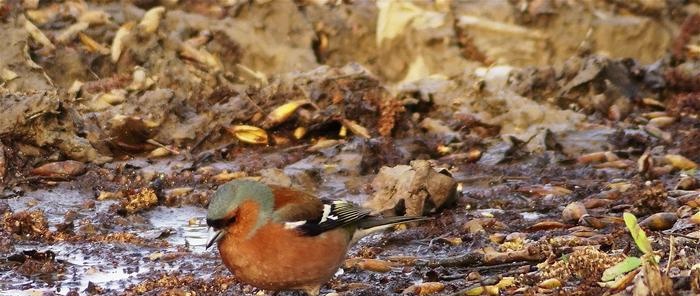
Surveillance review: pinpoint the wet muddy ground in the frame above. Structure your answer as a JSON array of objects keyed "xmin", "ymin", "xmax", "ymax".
[{"xmin": 2, "ymin": 0, "xmax": 700, "ymax": 295}]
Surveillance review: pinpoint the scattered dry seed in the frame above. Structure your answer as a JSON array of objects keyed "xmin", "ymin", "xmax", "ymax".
[
  {"xmin": 496, "ymin": 277, "xmax": 515, "ymax": 288},
  {"xmin": 98, "ymin": 90, "xmax": 126, "ymax": 105},
  {"xmin": 227, "ymin": 125, "xmax": 268, "ymax": 145},
  {"xmin": 608, "ymin": 182, "xmax": 633, "ymax": 192},
  {"xmin": 166, "ymin": 187, "xmax": 194, "ymax": 197},
  {"xmin": 24, "ymin": 17, "xmax": 55, "ymax": 50},
  {"xmin": 78, "ymin": 32, "xmax": 110, "ymax": 55},
  {"xmin": 577, "ymin": 151, "xmax": 607, "ymax": 164},
  {"xmin": 26, "ymin": 7, "xmax": 59, "ymax": 25},
  {"xmin": 293, "ymin": 127, "xmax": 307, "ymax": 140},
  {"xmin": 212, "ymin": 171, "xmax": 247, "ymax": 183},
  {"xmin": 642, "ymin": 111, "xmax": 668, "ymax": 119},
  {"xmin": 148, "ymin": 147, "xmax": 171, "ymax": 158},
  {"xmin": 416, "ymin": 282, "xmax": 445, "ymax": 295},
  {"xmin": 538, "ymin": 278, "xmax": 561, "ymax": 289},
  {"xmin": 594, "ymin": 160, "xmax": 633, "ymax": 169},
  {"xmin": 466, "ymin": 148, "xmax": 482, "ymax": 162},
  {"xmin": 483, "ymin": 285, "xmax": 499, "ymax": 295},
  {"xmin": 675, "ymin": 176, "xmax": 697, "ymax": 191},
  {"xmin": 138, "ymin": 6, "xmax": 166, "ymax": 34},
  {"xmin": 129, "ymin": 67, "xmax": 153, "ymax": 90},
  {"xmin": 264, "ymin": 99, "xmax": 309, "ymax": 128},
  {"xmin": 642, "ymin": 97, "xmax": 665, "ymax": 108},
  {"xmin": 436, "ymin": 145, "xmax": 452, "ymax": 154},
  {"xmin": 57, "ymin": 21, "xmax": 89, "ymax": 44},
  {"xmin": 236, "ymin": 64, "xmax": 268, "ymax": 85},
  {"xmin": 464, "ymin": 286, "xmax": 484, "ymax": 295},
  {"xmin": 648, "ymin": 116, "xmax": 675, "ymax": 127},
  {"xmin": 180, "ymin": 43, "xmax": 222, "ymax": 72},
  {"xmin": 562, "ymin": 202, "xmax": 587, "ymax": 223},
  {"xmin": 639, "ymin": 212, "xmax": 677, "ymax": 231},
  {"xmin": 665, "ymin": 154, "xmax": 698, "ymax": 170},
  {"xmin": 604, "ymin": 151, "xmax": 620, "ymax": 161},
  {"xmin": 78, "ymin": 10, "xmax": 111, "ymax": 25},
  {"xmin": 690, "ymin": 211, "xmax": 700, "ymax": 225},
  {"xmin": 184, "ymin": 31, "xmax": 211, "ymax": 48},
  {"xmin": 97, "ymin": 191, "xmax": 121, "ymax": 200},
  {"xmin": 112, "ymin": 22, "xmax": 135, "ymax": 63},
  {"xmin": 440, "ymin": 237, "xmax": 462, "ymax": 245},
  {"xmin": 344, "ymin": 258, "xmax": 394, "ymax": 273},
  {"xmin": 23, "ymin": 44, "xmax": 43, "ymax": 69},
  {"xmin": 307, "ymin": 139, "xmax": 342, "ymax": 151},
  {"xmin": 644, "ymin": 124, "xmax": 672, "ymax": 142},
  {"xmin": 341, "ymin": 119, "xmax": 370, "ymax": 138},
  {"xmin": 67, "ymin": 80, "xmax": 83, "ymax": 97}
]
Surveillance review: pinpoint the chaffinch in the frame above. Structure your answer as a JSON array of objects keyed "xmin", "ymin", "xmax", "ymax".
[{"xmin": 206, "ymin": 180, "xmax": 425, "ymax": 296}]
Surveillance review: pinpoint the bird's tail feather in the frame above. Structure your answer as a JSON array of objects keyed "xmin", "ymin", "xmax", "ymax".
[
  {"xmin": 357, "ymin": 215, "xmax": 429, "ymax": 229},
  {"xmin": 350, "ymin": 215, "xmax": 429, "ymax": 245}
]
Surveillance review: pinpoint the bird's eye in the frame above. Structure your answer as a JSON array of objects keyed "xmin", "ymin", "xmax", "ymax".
[{"xmin": 206, "ymin": 214, "xmax": 237, "ymax": 229}]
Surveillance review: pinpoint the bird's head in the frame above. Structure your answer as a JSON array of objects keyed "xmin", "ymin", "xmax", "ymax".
[{"xmin": 205, "ymin": 180, "xmax": 274, "ymax": 248}]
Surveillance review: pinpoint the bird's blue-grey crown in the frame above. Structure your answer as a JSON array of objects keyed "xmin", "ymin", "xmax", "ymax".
[{"xmin": 206, "ymin": 180, "xmax": 274, "ymax": 224}]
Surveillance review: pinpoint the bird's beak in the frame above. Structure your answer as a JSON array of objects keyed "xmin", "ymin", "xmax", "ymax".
[{"xmin": 206, "ymin": 229, "xmax": 224, "ymax": 250}]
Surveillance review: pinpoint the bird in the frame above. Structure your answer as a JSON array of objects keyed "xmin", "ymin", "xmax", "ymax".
[{"xmin": 205, "ymin": 179, "xmax": 427, "ymax": 296}]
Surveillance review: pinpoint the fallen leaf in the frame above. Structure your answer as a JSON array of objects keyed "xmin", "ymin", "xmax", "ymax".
[
  {"xmin": 623, "ymin": 212, "xmax": 653, "ymax": 255},
  {"xmin": 601, "ymin": 256, "xmax": 642, "ymax": 282}
]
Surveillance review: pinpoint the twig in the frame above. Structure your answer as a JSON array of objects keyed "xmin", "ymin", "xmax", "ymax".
[
  {"xmin": 666, "ymin": 232, "xmax": 700, "ymax": 241},
  {"xmin": 439, "ymin": 261, "xmax": 531, "ymax": 280},
  {"xmin": 414, "ymin": 243, "xmax": 548, "ymax": 268},
  {"xmin": 665, "ymin": 236, "xmax": 675, "ymax": 275}
]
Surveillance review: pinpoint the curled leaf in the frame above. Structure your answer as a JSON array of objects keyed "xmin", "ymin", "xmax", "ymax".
[{"xmin": 227, "ymin": 125, "xmax": 268, "ymax": 145}]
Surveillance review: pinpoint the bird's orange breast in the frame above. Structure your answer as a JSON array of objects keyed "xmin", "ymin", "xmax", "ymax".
[{"xmin": 217, "ymin": 201, "xmax": 350, "ymax": 291}]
